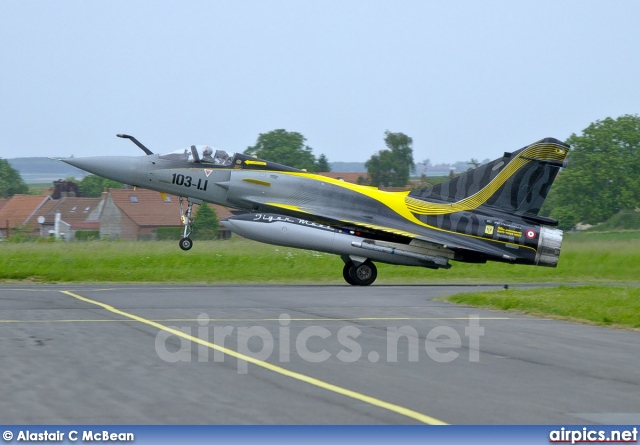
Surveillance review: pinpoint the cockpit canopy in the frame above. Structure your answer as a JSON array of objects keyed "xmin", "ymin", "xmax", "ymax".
[
  {"xmin": 159, "ymin": 146, "xmax": 235, "ymax": 166},
  {"xmin": 157, "ymin": 145, "xmax": 304, "ymax": 173}
]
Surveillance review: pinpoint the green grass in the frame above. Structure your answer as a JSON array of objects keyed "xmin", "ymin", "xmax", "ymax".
[
  {"xmin": 445, "ymin": 286, "xmax": 640, "ymax": 329},
  {"xmin": 0, "ymin": 238, "xmax": 339, "ymax": 283},
  {"xmin": 1, "ymin": 231, "xmax": 639, "ymax": 284}
]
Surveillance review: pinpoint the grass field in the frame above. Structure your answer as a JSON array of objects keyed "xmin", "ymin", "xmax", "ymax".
[
  {"xmin": 1, "ymin": 231, "xmax": 638, "ymax": 284},
  {"xmin": 445, "ymin": 286, "xmax": 640, "ymax": 329}
]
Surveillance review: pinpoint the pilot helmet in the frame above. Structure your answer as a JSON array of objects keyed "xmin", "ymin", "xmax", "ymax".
[{"xmin": 203, "ymin": 146, "xmax": 213, "ymax": 157}]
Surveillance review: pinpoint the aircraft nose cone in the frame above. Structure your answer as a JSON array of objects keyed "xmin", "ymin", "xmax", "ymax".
[
  {"xmin": 61, "ymin": 156, "xmax": 150, "ymax": 186},
  {"xmin": 61, "ymin": 156, "xmax": 106, "ymax": 172}
]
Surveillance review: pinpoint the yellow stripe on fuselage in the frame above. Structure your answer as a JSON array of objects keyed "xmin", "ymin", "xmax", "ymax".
[
  {"xmin": 243, "ymin": 178, "xmax": 271, "ymax": 186},
  {"xmin": 276, "ymin": 171, "xmax": 419, "ymax": 223}
]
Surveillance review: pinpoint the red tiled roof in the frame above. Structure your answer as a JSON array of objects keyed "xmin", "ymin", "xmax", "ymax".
[
  {"xmin": 24, "ymin": 196, "xmax": 105, "ymax": 233},
  {"xmin": 41, "ymin": 197, "xmax": 103, "ymax": 224},
  {"xmin": 22, "ymin": 199, "xmax": 57, "ymax": 232},
  {"xmin": 108, "ymin": 189, "xmax": 182, "ymax": 226},
  {"xmin": 0, "ymin": 195, "xmax": 51, "ymax": 229}
]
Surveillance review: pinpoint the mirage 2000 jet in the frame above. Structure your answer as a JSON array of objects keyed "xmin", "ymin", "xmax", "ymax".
[{"xmin": 62, "ymin": 134, "xmax": 568, "ymax": 285}]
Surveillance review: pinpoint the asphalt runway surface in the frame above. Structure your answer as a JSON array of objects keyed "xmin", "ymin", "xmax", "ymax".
[{"xmin": 1, "ymin": 284, "xmax": 639, "ymax": 425}]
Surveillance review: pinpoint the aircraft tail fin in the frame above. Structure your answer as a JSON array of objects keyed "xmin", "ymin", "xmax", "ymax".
[{"xmin": 409, "ymin": 138, "xmax": 569, "ymax": 216}]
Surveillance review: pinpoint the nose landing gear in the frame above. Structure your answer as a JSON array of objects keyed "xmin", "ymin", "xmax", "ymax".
[{"xmin": 178, "ymin": 197, "xmax": 201, "ymax": 251}]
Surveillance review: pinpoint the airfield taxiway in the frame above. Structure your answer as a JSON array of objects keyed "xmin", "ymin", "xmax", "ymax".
[{"xmin": 1, "ymin": 284, "xmax": 639, "ymax": 424}]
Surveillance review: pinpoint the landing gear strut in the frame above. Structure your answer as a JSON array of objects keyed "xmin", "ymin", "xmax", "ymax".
[
  {"xmin": 178, "ymin": 197, "xmax": 201, "ymax": 251},
  {"xmin": 342, "ymin": 260, "xmax": 378, "ymax": 286}
]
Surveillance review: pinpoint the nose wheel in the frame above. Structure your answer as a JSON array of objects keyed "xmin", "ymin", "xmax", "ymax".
[
  {"xmin": 343, "ymin": 260, "xmax": 377, "ymax": 286},
  {"xmin": 178, "ymin": 197, "xmax": 201, "ymax": 251},
  {"xmin": 179, "ymin": 237, "xmax": 193, "ymax": 251}
]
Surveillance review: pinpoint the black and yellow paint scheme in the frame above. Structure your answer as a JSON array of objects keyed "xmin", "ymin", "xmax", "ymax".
[{"xmin": 63, "ymin": 136, "xmax": 568, "ymax": 285}]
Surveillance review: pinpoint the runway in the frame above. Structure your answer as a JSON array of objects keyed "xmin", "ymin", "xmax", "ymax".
[{"xmin": 1, "ymin": 284, "xmax": 639, "ymax": 424}]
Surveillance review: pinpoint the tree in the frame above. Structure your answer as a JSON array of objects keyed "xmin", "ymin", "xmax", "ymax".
[
  {"xmin": 365, "ymin": 131, "xmax": 415, "ymax": 187},
  {"xmin": 78, "ymin": 175, "xmax": 123, "ymax": 197},
  {"xmin": 541, "ymin": 114, "xmax": 640, "ymax": 227},
  {"xmin": 365, "ymin": 149, "xmax": 395, "ymax": 187},
  {"xmin": 315, "ymin": 153, "xmax": 331, "ymax": 172},
  {"xmin": 245, "ymin": 129, "xmax": 319, "ymax": 171},
  {"xmin": 192, "ymin": 203, "xmax": 219, "ymax": 240},
  {"xmin": 0, "ymin": 159, "xmax": 29, "ymax": 198}
]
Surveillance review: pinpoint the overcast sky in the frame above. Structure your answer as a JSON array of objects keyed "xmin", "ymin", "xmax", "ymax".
[{"xmin": 1, "ymin": 1, "xmax": 638, "ymax": 164}]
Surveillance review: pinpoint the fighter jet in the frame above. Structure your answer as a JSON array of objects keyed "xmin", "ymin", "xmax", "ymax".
[{"xmin": 62, "ymin": 134, "xmax": 568, "ymax": 285}]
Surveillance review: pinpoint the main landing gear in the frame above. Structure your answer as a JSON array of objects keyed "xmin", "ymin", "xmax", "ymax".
[
  {"xmin": 342, "ymin": 259, "xmax": 378, "ymax": 286},
  {"xmin": 178, "ymin": 197, "xmax": 201, "ymax": 251}
]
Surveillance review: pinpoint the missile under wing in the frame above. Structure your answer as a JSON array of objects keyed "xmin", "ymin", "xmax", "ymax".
[{"xmin": 62, "ymin": 135, "xmax": 568, "ymax": 285}]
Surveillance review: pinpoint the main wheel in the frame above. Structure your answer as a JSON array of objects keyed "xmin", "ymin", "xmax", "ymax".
[
  {"xmin": 348, "ymin": 260, "xmax": 378, "ymax": 286},
  {"xmin": 342, "ymin": 262, "xmax": 357, "ymax": 285},
  {"xmin": 179, "ymin": 237, "xmax": 193, "ymax": 251}
]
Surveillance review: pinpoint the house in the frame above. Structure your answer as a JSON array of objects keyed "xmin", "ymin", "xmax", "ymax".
[
  {"xmin": 0, "ymin": 193, "xmax": 103, "ymax": 241},
  {"xmin": 0, "ymin": 195, "xmax": 52, "ymax": 239},
  {"xmin": 29, "ymin": 196, "xmax": 103, "ymax": 239},
  {"xmin": 99, "ymin": 188, "xmax": 179, "ymax": 240},
  {"xmin": 99, "ymin": 188, "xmax": 234, "ymax": 240}
]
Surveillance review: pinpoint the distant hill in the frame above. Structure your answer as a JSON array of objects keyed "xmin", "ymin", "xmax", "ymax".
[{"xmin": 6, "ymin": 157, "xmax": 89, "ymax": 184}]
